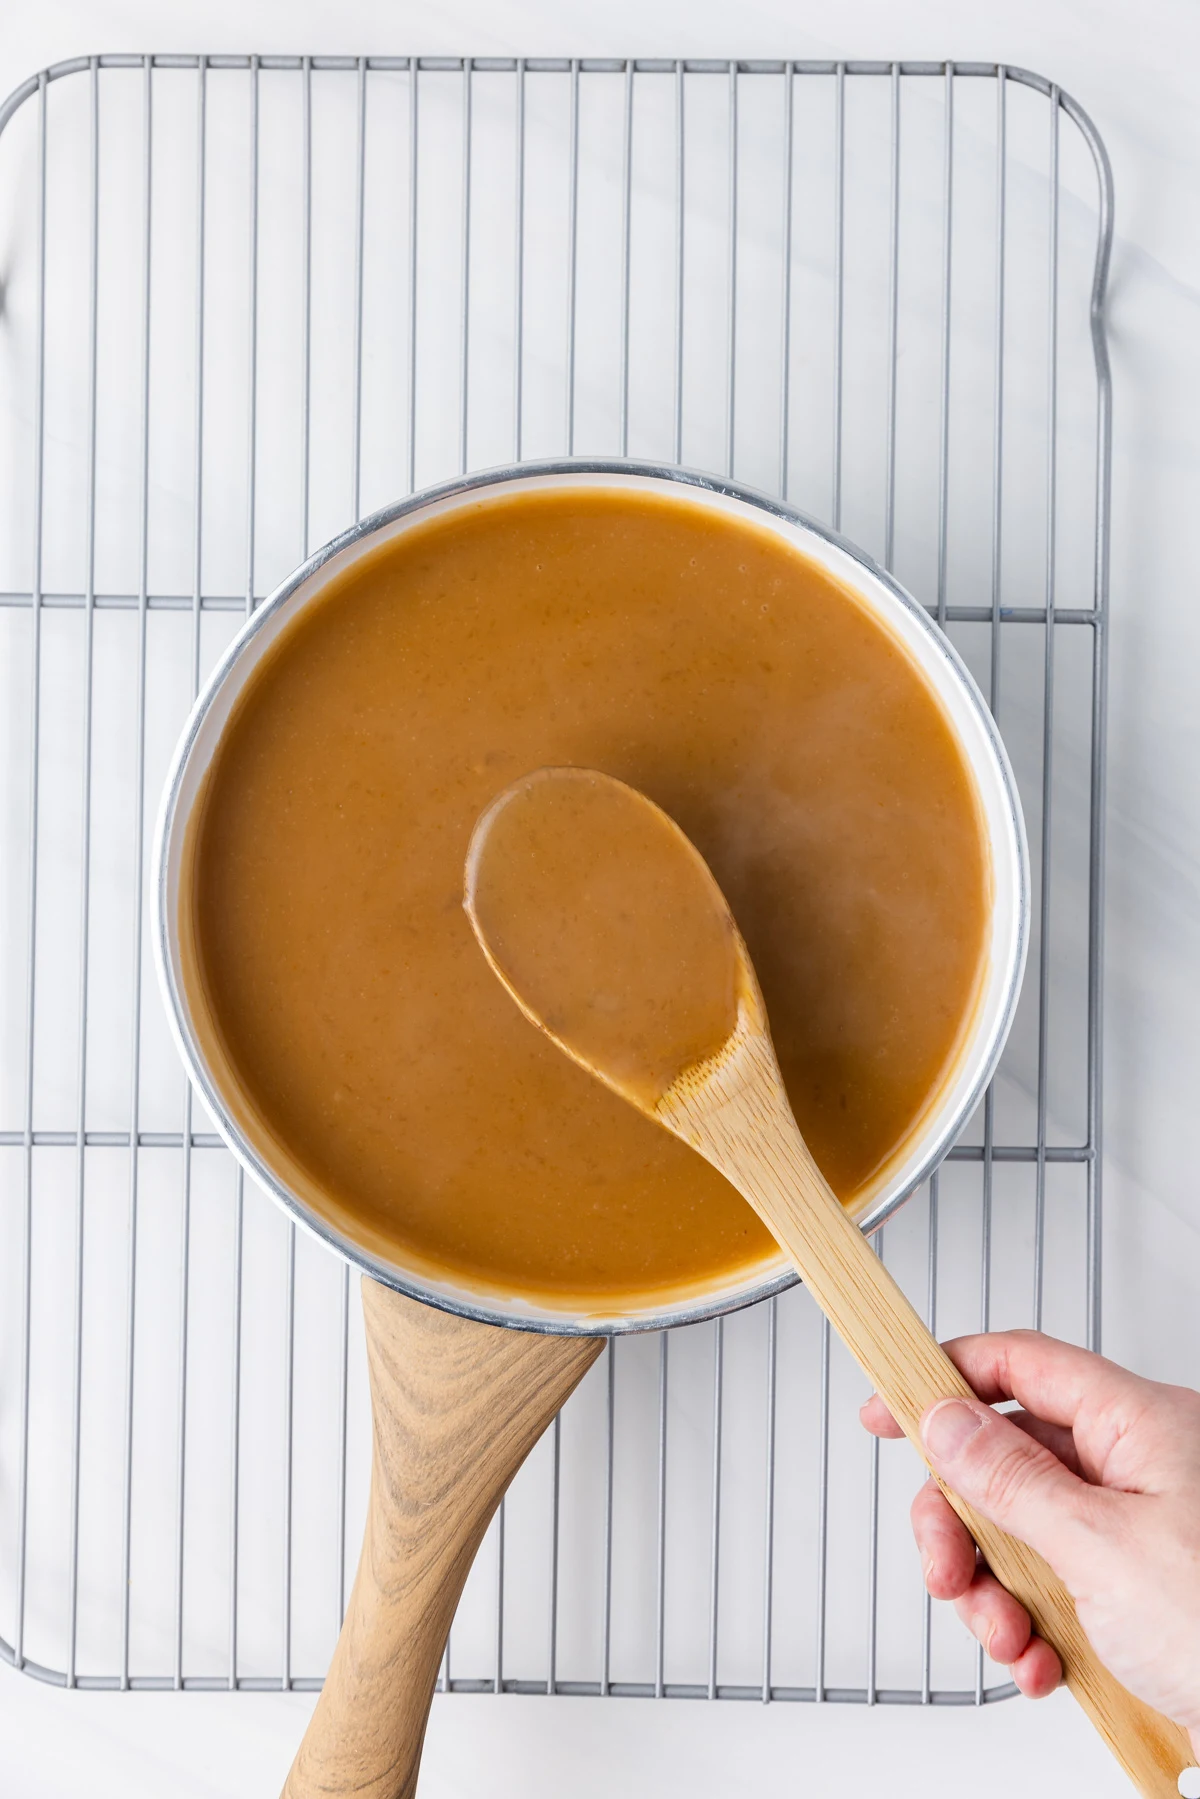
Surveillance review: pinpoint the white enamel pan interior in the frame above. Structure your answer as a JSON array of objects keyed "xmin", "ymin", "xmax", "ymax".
[{"xmin": 154, "ymin": 460, "xmax": 1029, "ymax": 1335}]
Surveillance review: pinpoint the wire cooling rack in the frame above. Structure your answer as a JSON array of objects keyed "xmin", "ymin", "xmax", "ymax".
[{"xmin": 0, "ymin": 56, "xmax": 1111, "ymax": 1704}]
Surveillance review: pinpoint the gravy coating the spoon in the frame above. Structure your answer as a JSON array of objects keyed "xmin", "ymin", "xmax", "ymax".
[{"xmin": 465, "ymin": 768, "xmax": 744, "ymax": 1108}]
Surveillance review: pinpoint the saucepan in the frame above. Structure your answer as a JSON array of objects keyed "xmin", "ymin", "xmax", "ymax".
[{"xmin": 153, "ymin": 462, "xmax": 1028, "ymax": 1797}]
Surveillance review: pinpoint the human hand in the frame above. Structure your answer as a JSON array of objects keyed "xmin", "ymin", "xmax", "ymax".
[{"xmin": 860, "ymin": 1329, "xmax": 1200, "ymax": 1756}]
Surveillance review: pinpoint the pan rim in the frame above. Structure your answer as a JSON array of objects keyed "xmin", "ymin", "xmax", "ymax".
[{"xmin": 152, "ymin": 457, "xmax": 1030, "ymax": 1336}]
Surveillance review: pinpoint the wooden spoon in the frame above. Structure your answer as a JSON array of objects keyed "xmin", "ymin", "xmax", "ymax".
[{"xmin": 465, "ymin": 766, "xmax": 1194, "ymax": 1799}]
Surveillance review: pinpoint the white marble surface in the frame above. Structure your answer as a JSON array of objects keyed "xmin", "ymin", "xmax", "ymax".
[{"xmin": 2, "ymin": 0, "xmax": 1199, "ymax": 1793}]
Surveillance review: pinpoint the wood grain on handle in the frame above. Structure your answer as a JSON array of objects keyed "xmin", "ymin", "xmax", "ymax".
[
  {"xmin": 659, "ymin": 1023, "xmax": 1194, "ymax": 1799},
  {"xmin": 282, "ymin": 1280, "xmax": 604, "ymax": 1799}
]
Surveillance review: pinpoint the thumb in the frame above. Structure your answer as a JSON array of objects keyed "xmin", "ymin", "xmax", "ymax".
[{"xmin": 920, "ymin": 1396, "xmax": 1101, "ymax": 1572}]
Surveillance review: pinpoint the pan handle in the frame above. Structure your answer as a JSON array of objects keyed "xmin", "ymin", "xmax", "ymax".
[{"xmin": 282, "ymin": 1278, "xmax": 604, "ymax": 1799}]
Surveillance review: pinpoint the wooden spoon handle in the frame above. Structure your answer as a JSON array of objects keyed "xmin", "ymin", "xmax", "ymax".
[
  {"xmin": 662, "ymin": 1060, "xmax": 1194, "ymax": 1797},
  {"xmin": 282, "ymin": 1280, "xmax": 603, "ymax": 1799}
]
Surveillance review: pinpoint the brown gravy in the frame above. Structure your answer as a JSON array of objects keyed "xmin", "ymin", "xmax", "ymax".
[
  {"xmin": 466, "ymin": 768, "xmax": 741, "ymax": 1109},
  {"xmin": 183, "ymin": 486, "xmax": 989, "ymax": 1313}
]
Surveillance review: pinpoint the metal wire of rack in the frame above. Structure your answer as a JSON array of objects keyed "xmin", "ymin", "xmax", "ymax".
[{"xmin": 0, "ymin": 55, "xmax": 1111, "ymax": 1704}]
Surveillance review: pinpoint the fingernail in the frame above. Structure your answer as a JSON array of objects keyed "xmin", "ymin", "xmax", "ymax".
[{"xmin": 922, "ymin": 1398, "xmax": 984, "ymax": 1462}]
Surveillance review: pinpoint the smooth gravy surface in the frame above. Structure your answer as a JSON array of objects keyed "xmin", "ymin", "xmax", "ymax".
[
  {"xmin": 184, "ymin": 486, "xmax": 989, "ymax": 1312},
  {"xmin": 466, "ymin": 768, "xmax": 741, "ymax": 1109}
]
